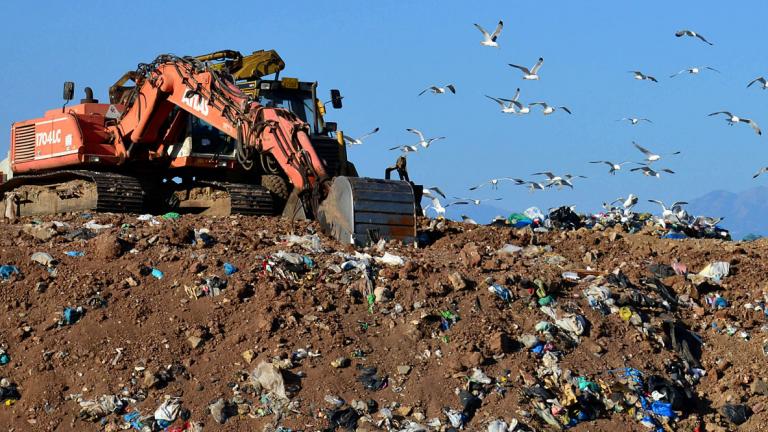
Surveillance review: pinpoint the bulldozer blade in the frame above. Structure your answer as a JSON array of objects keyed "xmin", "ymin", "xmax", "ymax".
[{"xmin": 318, "ymin": 177, "xmax": 417, "ymax": 247}]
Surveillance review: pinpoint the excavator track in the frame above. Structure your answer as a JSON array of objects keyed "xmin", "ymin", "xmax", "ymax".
[
  {"xmin": 0, "ymin": 170, "xmax": 146, "ymax": 216},
  {"xmin": 194, "ymin": 181, "xmax": 276, "ymax": 216}
]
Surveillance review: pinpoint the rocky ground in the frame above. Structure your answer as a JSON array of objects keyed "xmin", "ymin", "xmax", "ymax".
[{"xmin": 0, "ymin": 212, "xmax": 766, "ymax": 431}]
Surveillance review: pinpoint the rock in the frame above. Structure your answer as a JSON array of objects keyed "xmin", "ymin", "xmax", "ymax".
[
  {"xmin": 330, "ymin": 357, "xmax": 350, "ymax": 368},
  {"xmin": 142, "ymin": 370, "xmax": 160, "ymax": 389},
  {"xmin": 464, "ymin": 351, "xmax": 485, "ymax": 368},
  {"xmin": 397, "ymin": 406, "xmax": 413, "ymax": 416},
  {"xmin": 460, "ymin": 243, "xmax": 482, "ymax": 268},
  {"xmin": 35, "ymin": 282, "xmax": 48, "ymax": 293},
  {"xmin": 607, "ymin": 231, "xmax": 622, "ymax": 242},
  {"xmin": 242, "ymin": 350, "xmax": 256, "ymax": 364},
  {"xmin": 23, "ymin": 223, "xmax": 58, "ymax": 241},
  {"xmin": 404, "ymin": 325, "xmax": 423, "ymax": 342},
  {"xmin": 373, "ymin": 286, "xmax": 393, "ymax": 303},
  {"xmin": 209, "ymin": 398, "xmax": 227, "ymax": 424},
  {"xmin": 489, "ymin": 332, "xmax": 516, "ymax": 354},
  {"xmin": 124, "ymin": 277, "xmax": 139, "ymax": 288},
  {"xmin": 187, "ymin": 336, "xmax": 203, "ymax": 349},
  {"xmin": 397, "ymin": 365, "xmax": 412, "ymax": 375},
  {"xmin": 751, "ymin": 378, "xmax": 768, "ymax": 396},
  {"xmin": 448, "ymin": 272, "xmax": 467, "ymax": 291},
  {"xmin": 94, "ymin": 235, "xmax": 123, "ymax": 259},
  {"xmin": 413, "ymin": 412, "xmax": 425, "ymax": 421},
  {"xmin": 584, "ymin": 339, "xmax": 604, "ymax": 355}
]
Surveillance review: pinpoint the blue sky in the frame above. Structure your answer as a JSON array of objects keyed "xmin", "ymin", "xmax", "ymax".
[{"xmin": 1, "ymin": 1, "xmax": 767, "ymax": 220}]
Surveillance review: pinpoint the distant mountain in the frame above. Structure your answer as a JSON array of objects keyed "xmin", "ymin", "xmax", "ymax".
[{"xmin": 686, "ymin": 186, "xmax": 768, "ymax": 240}]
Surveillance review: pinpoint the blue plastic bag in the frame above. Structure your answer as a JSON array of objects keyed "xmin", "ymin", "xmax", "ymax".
[
  {"xmin": 65, "ymin": 251, "xmax": 84, "ymax": 257},
  {"xmin": 151, "ymin": 268, "xmax": 164, "ymax": 279},
  {"xmin": 0, "ymin": 265, "xmax": 20, "ymax": 280},
  {"xmin": 651, "ymin": 401, "xmax": 676, "ymax": 419}
]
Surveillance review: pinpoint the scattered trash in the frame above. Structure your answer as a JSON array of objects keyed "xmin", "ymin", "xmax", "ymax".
[
  {"xmin": 161, "ymin": 212, "xmax": 181, "ymax": 220},
  {"xmin": 151, "ymin": 268, "xmax": 164, "ymax": 279},
  {"xmin": 374, "ymin": 252, "xmax": 405, "ymax": 266},
  {"xmin": 251, "ymin": 361, "xmax": 288, "ymax": 401},
  {"xmin": 83, "ymin": 220, "xmax": 113, "ymax": 231},
  {"xmin": 0, "ymin": 265, "xmax": 20, "ymax": 280},
  {"xmin": 488, "ymin": 284, "xmax": 513, "ymax": 302},
  {"xmin": 60, "ymin": 306, "xmax": 84, "ymax": 326},
  {"xmin": 223, "ymin": 262, "xmax": 238, "ymax": 276},
  {"xmin": 64, "ymin": 251, "xmax": 84, "ymax": 257},
  {"xmin": 696, "ymin": 261, "xmax": 730, "ymax": 282},
  {"xmin": 721, "ymin": 404, "xmax": 751, "ymax": 425}
]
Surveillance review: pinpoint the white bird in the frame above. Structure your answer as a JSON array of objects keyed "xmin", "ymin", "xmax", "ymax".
[
  {"xmin": 509, "ymin": 100, "xmax": 532, "ymax": 114},
  {"xmin": 470, "ymin": 178, "xmax": 515, "ymax": 190},
  {"xmin": 648, "ymin": 200, "xmax": 688, "ymax": 219},
  {"xmin": 388, "ymin": 144, "xmax": 419, "ymax": 153},
  {"xmin": 461, "ymin": 215, "xmax": 478, "ymax": 225},
  {"xmin": 607, "ymin": 194, "xmax": 638, "ymax": 215},
  {"xmin": 419, "ymin": 84, "xmax": 456, "ymax": 96},
  {"xmin": 675, "ymin": 29, "xmax": 713, "ymax": 45},
  {"xmin": 631, "ymin": 166, "xmax": 675, "ymax": 178},
  {"xmin": 342, "ymin": 127, "xmax": 380, "ymax": 146},
  {"xmin": 590, "ymin": 160, "xmax": 631, "ymax": 175},
  {"xmin": 508, "ymin": 58, "xmax": 544, "ymax": 80},
  {"xmin": 693, "ymin": 215, "xmax": 723, "ymax": 229},
  {"xmin": 451, "ymin": 197, "xmax": 503, "ymax": 206},
  {"xmin": 753, "ymin": 167, "xmax": 768, "ymax": 179},
  {"xmin": 708, "ymin": 111, "xmax": 762, "ymax": 135},
  {"xmin": 474, "ymin": 20, "xmax": 503, "ymax": 48},
  {"xmin": 422, "ymin": 187, "xmax": 446, "ymax": 199},
  {"xmin": 486, "ymin": 95, "xmax": 518, "ymax": 113},
  {"xmin": 406, "ymin": 128, "xmax": 446, "ymax": 148},
  {"xmin": 633, "ymin": 142, "xmax": 681, "ymax": 163},
  {"xmin": 617, "ymin": 117, "xmax": 652, "ymax": 125},
  {"xmin": 669, "ymin": 66, "xmax": 720, "ymax": 78},
  {"xmin": 747, "ymin": 77, "xmax": 768, "ymax": 90},
  {"xmin": 529, "ymin": 102, "xmax": 572, "ymax": 115},
  {"xmin": 630, "ymin": 71, "xmax": 658, "ymax": 83},
  {"xmin": 521, "ymin": 181, "xmax": 546, "ymax": 192},
  {"xmin": 424, "ymin": 197, "xmax": 447, "ymax": 218}
]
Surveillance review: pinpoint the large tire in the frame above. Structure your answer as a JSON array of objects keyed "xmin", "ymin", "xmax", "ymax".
[{"xmin": 261, "ymin": 175, "xmax": 289, "ymax": 201}]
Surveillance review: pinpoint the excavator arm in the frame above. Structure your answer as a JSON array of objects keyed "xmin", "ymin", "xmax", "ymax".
[{"xmin": 108, "ymin": 55, "xmax": 327, "ymax": 205}]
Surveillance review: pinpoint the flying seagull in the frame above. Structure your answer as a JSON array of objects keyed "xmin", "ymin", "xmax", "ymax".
[
  {"xmin": 474, "ymin": 20, "xmax": 503, "ymax": 48},
  {"xmin": 342, "ymin": 127, "xmax": 380, "ymax": 146},
  {"xmin": 470, "ymin": 178, "xmax": 514, "ymax": 190},
  {"xmin": 486, "ymin": 95, "xmax": 518, "ymax": 113},
  {"xmin": 406, "ymin": 128, "xmax": 446, "ymax": 148},
  {"xmin": 529, "ymin": 102, "xmax": 572, "ymax": 115},
  {"xmin": 708, "ymin": 111, "xmax": 762, "ymax": 135},
  {"xmin": 451, "ymin": 197, "xmax": 503, "ymax": 206},
  {"xmin": 630, "ymin": 71, "xmax": 658, "ymax": 82},
  {"xmin": 508, "ymin": 57, "xmax": 544, "ymax": 80},
  {"xmin": 633, "ymin": 142, "xmax": 681, "ymax": 163},
  {"xmin": 388, "ymin": 144, "xmax": 419, "ymax": 153},
  {"xmin": 461, "ymin": 215, "xmax": 479, "ymax": 225},
  {"xmin": 753, "ymin": 167, "xmax": 768, "ymax": 179},
  {"xmin": 631, "ymin": 166, "xmax": 675, "ymax": 178},
  {"xmin": 670, "ymin": 66, "xmax": 720, "ymax": 78},
  {"xmin": 519, "ymin": 181, "xmax": 546, "ymax": 192},
  {"xmin": 419, "ymin": 84, "xmax": 456, "ymax": 96},
  {"xmin": 747, "ymin": 77, "xmax": 768, "ymax": 90},
  {"xmin": 424, "ymin": 197, "xmax": 447, "ymax": 217},
  {"xmin": 507, "ymin": 100, "xmax": 532, "ymax": 114},
  {"xmin": 590, "ymin": 160, "xmax": 631, "ymax": 175},
  {"xmin": 675, "ymin": 29, "xmax": 713, "ymax": 45},
  {"xmin": 422, "ymin": 187, "xmax": 446, "ymax": 199},
  {"xmin": 617, "ymin": 117, "xmax": 652, "ymax": 125}
]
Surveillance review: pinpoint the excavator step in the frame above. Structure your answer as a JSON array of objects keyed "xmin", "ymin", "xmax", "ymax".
[{"xmin": 317, "ymin": 176, "xmax": 417, "ymax": 247}]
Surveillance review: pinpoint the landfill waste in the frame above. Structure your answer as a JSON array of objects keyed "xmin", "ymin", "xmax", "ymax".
[
  {"xmin": 721, "ymin": 403, "xmax": 752, "ymax": 425},
  {"xmin": 151, "ymin": 268, "xmax": 164, "ymax": 279},
  {"xmin": 83, "ymin": 220, "xmax": 113, "ymax": 231},
  {"xmin": 281, "ymin": 233, "xmax": 324, "ymax": 253},
  {"xmin": 60, "ymin": 306, "xmax": 84, "ymax": 326},
  {"xmin": 153, "ymin": 397, "xmax": 182, "ymax": 427},
  {"xmin": 695, "ymin": 261, "xmax": 730, "ymax": 283},
  {"xmin": 161, "ymin": 212, "xmax": 181, "ymax": 220},
  {"xmin": 251, "ymin": 361, "xmax": 288, "ymax": 401},
  {"xmin": 192, "ymin": 228, "xmax": 214, "ymax": 247},
  {"xmin": 77, "ymin": 394, "xmax": 126, "ymax": 421},
  {"xmin": 488, "ymin": 284, "xmax": 513, "ymax": 302},
  {"xmin": 65, "ymin": 250, "xmax": 85, "ymax": 257},
  {"xmin": 223, "ymin": 262, "xmax": 238, "ymax": 275},
  {"xmin": 0, "ymin": 348, "xmax": 9, "ymax": 366},
  {"xmin": 0, "ymin": 265, "xmax": 20, "ymax": 280}
]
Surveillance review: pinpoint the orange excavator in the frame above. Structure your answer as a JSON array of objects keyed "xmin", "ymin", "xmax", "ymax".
[{"xmin": 0, "ymin": 50, "xmax": 419, "ymax": 246}]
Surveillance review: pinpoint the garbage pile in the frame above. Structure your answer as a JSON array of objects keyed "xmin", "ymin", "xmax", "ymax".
[
  {"xmin": 492, "ymin": 199, "xmax": 730, "ymax": 240},
  {"xmin": 0, "ymin": 211, "xmax": 765, "ymax": 430}
]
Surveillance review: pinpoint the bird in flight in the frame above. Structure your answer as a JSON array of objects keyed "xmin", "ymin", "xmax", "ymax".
[
  {"xmin": 474, "ymin": 20, "xmax": 503, "ymax": 48},
  {"xmin": 590, "ymin": 160, "xmax": 631, "ymax": 175},
  {"xmin": 708, "ymin": 111, "xmax": 762, "ymax": 135},
  {"xmin": 389, "ymin": 144, "xmax": 419, "ymax": 154},
  {"xmin": 422, "ymin": 186, "xmax": 446, "ymax": 199},
  {"xmin": 406, "ymin": 128, "xmax": 446, "ymax": 148},
  {"xmin": 630, "ymin": 71, "xmax": 658, "ymax": 82},
  {"xmin": 508, "ymin": 57, "xmax": 544, "ymax": 80},
  {"xmin": 633, "ymin": 142, "xmax": 681, "ymax": 163},
  {"xmin": 753, "ymin": 167, "xmax": 768, "ymax": 179},
  {"xmin": 470, "ymin": 178, "xmax": 515, "ymax": 190},
  {"xmin": 529, "ymin": 102, "xmax": 572, "ymax": 115},
  {"xmin": 418, "ymin": 84, "xmax": 456, "ymax": 96},
  {"xmin": 486, "ymin": 95, "xmax": 518, "ymax": 114},
  {"xmin": 631, "ymin": 166, "xmax": 675, "ymax": 178},
  {"xmin": 675, "ymin": 29, "xmax": 713, "ymax": 45},
  {"xmin": 451, "ymin": 197, "xmax": 503, "ymax": 206},
  {"xmin": 747, "ymin": 77, "xmax": 768, "ymax": 90},
  {"xmin": 617, "ymin": 117, "xmax": 652, "ymax": 125},
  {"xmin": 669, "ymin": 66, "xmax": 720, "ymax": 78},
  {"xmin": 648, "ymin": 199, "xmax": 688, "ymax": 217},
  {"xmin": 342, "ymin": 127, "xmax": 380, "ymax": 146}
]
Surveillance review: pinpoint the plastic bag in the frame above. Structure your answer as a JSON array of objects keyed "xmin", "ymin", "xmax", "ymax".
[{"xmin": 252, "ymin": 361, "xmax": 287, "ymax": 400}]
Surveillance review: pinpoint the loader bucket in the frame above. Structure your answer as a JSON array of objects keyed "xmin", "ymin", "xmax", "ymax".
[{"xmin": 317, "ymin": 177, "xmax": 417, "ymax": 247}]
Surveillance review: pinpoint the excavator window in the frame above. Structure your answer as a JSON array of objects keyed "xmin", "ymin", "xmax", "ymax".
[
  {"xmin": 189, "ymin": 117, "xmax": 236, "ymax": 157},
  {"xmin": 257, "ymin": 89, "xmax": 317, "ymax": 134}
]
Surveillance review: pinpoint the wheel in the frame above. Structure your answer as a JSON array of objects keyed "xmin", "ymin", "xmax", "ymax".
[{"xmin": 261, "ymin": 175, "xmax": 289, "ymax": 201}]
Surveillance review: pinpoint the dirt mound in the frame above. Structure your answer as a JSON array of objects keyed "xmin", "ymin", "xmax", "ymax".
[{"xmin": 0, "ymin": 213, "xmax": 765, "ymax": 431}]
